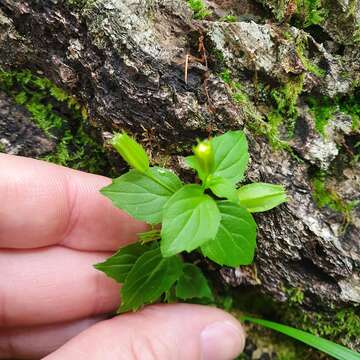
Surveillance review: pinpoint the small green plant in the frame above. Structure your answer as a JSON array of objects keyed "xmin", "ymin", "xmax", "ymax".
[
  {"xmin": 186, "ymin": 0, "xmax": 212, "ymax": 19},
  {"xmin": 221, "ymin": 14, "xmax": 237, "ymax": 22},
  {"xmin": 295, "ymin": 0, "xmax": 327, "ymax": 27},
  {"xmin": 95, "ymin": 131, "xmax": 286, "ymax": 312},
  {"xmin": 94, "ymin": 131, "xmax": 360, "ymax": 359}
]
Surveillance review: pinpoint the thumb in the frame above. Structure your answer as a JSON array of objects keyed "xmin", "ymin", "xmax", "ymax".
[{"xmin": 44, "ymin": 304, "xmax": 246, "ymax": 360}]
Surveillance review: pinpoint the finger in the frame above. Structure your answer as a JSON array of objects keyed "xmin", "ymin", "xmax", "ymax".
[
  {"xmin": 0, "ymin": 246, "xmax": 120, "ymax": 327},
  {"xmin": 0, "ymin": 154, "xmax": 147, "ymax": 251},
  {"xmin": 0, "ymin": 316, "xmax": 106, "ymax": 360},
  {"xmin": 44, "ymin": 304, "xmax": 245, "ymax": 360}
]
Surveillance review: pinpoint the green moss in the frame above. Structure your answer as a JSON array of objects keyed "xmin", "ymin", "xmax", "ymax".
[
  {"xmin": 338, "ymin": 91, "xmax": 360, "ymax": 132},
  {"xmin": 226, "ymin": 287, "xmax": 360, "ymax": 356},
  {"xmin": 267, "ymin": 74, "xmax": 304, "ymax": 139},
  {"xmin": 265, "ymin": 0, "xmax": 326, "ymax": 27},
  {"xmin": 0, "ymin": 69, "xmax": 114, "ymax": 175},
  {"xmin": 210, "ymin": 49, "xmax": 226, "ymax": 71},
  {"xmin": 279, "ymin": 294, "xmax": 360, "ymax": 350},
  {"xmin": 311, "ymin": 170, "xmax": 357, "ymax": 223},
  {"xmin": 354, "ymin": 141, "xmax": 360, "ymax": 163},
  {"xmin": 0, "ymin": 142, "xmax": 5, "ymax": 152},
  {"xmin": 285, "ymin": 287, "xmax": 305, "ymax": 305},
  {"xmin": 270, "ymin": 0, "xmax": 287, "ymax": 22},
  {"xmin": 186, "ymin": 0, "xmax": 212, "ymax": 19},
  {"xmin": 306, "ymin": 95, "xmax": 335, "ymax": 136},
  {"xmin": 219, "ymin": 69, "xmax": 296, "ymax": 152},
  {"xmin": 221, "ymin": 15, "xmax": 237, "ymax": 22},
  {"xmin": 226, "ymin": 289, "xmax": 323, "ymax": 359},
  {"xmin": 348, "ymin": 0, "xmax": 357, "ymax": 17},
  {"xmin": 219, "ymin": 69, "xmax": 232, "ymax": 84},
  {"xmin": 296, "ymin": 35, "xmax": 326, "ymax": 78},
  {"xmin": 306, "ymin": 90, "xmax": 360, "ymax": 137},
  {"xmin": 294, "ymin": 0, "xmax": 327, "ymax": 28},
  {"xmin": 353, "ymin": 23, "xmax": 360, "ymax": 43}
]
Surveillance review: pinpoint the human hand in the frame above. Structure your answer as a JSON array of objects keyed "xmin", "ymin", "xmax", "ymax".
[{"xmin": 0, "ymin": 154, "xmax": 245, "ymax": 359}]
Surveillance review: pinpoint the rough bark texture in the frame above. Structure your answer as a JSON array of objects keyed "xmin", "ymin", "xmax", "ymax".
[{"xmin": 1, "ymin": 0, "xmax": 359, "ymax": 354}]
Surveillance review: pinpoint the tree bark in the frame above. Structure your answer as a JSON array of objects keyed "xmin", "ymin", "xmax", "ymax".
[{"xmin": 1, "ymin": 0, "xmax": 359, "ymax": 347}]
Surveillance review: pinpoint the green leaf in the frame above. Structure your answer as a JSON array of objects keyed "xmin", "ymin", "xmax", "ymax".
[
  {"xmin": 176, "ymin": 264, "xmax": 213, "ymax": 300},
  {"xmin": 185, "ymin": 155, "xmax": 206, "ymax": 181},
  {"xmin": 208, "ymin": 176, "xmax": 238, "ymax": 203},
  {"xmin": 111, "ymin": 133, "xmax": 149, "ymax": 173},
  {"xmin": 210, "ymin": 131, "xmax": 249, "ymax": 184},
  {"xmin": 201, "ymin": 201, "xmax": 256, "ymax": 266},
  {"xmin": 100, "ymin": 167, "xmax": 182, "ymax": 224},
  {"xmin": 242, "ymin": 317, "xmax": 360, "ymax": 360},
  {"xmin": 237, "ymin": 183, "xmax": 287, "ymax": 212},
  {"xmin": 94, "ymin": 242, "xmax": 153, "ymax": 283},
  {"xmin": 161, "ymin": 185, "xmax": 221, "ymax": 257},
  {"xmin": 119, "ymin": 247, "xmax": 183, "ymax": 312}
]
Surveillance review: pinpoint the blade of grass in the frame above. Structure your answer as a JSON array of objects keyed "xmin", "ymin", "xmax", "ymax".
[{"xmin": 241, "ymin": 316, "xmax": 360, "ymax": 360}]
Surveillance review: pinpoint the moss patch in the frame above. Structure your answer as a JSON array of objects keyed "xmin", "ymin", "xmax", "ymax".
[
  {"xmin": 267, "ymin": 74, "xmax": 304, "ymax": 139},
  {"xmin": 225, "ymin": 287, "xmax": 360, "ymax": 358},
  {"xmin": 306, "ymin": 90, "xmax": 360, "ymax": 137},
  {"xmin": 294, "ymin": 0, "xmax": 327, "ymax": 28},
  {"xmin": 219, "ymin": 69, "xmax": 292, "ymax": 153},
  {"xmin": 221, "ymin": 15, "xmax": 237, "ymax": 23},
  {"xmin": 353, "ymin": 23, "xmax": 360, "ymax": 43},
  {"xmin": 264, "ymin": 0, "xmax": 327, "ymax": 27},
  {"xmin": 0, "ymin": 69, "xmax": 114, "ymax": 175},
  {"xmin": 295, "ymin": 35, "xmax": 326, "ymax": 78},
  {"xmin": 186, "ymin": 0, "xmax": 212, "ymax": 20},
  {"xmin": 311, "ymin": 170, "xmax": 357, "ymax": 223},
  {"xmin": 306, "ymin": 95, "xmax": 334, "ymax": 136}
]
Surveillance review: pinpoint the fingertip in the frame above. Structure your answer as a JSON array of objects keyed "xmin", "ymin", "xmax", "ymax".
[{"xmin": 45, "ymin": 304, "xmax": 246, "ymax": 360}]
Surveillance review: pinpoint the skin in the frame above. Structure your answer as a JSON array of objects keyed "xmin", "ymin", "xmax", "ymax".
[{"xmin": 0, "ymin": 154, "xmax": 245, "ymax": 359}]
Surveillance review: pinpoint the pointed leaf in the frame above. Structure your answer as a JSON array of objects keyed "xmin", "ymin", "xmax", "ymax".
[
  {"xmin": 119, "ymin": 247, "xmax": 183, "ymax": 312},
  {"xmin": 111, "ymin": 132, "xmax": 149, "ymax": 173},
  {"xmin": 237, "ymin": 183, "xmax": 287, "ymax": 212},
  {"xmin": 210, "ymin": 131, "xmax": 249, "ymax": 184},
  {"xmin": 161, "ymin": 185, "xmax": 221, "ymax": 257},
  {"xmin": 242, "ymin": 317, "xmax": 360, "ymax": 360},
  {"xmin": 185, "ymin": 155, "xmax": 206, "ymax": 181},
  {"xmin": 94, "ymin": 242, "xmax": 153, "ymax": 283},
  {"xmin": 201, "ymin": 201, "xmax": 256, "ymax": 266},
  {"xmin": 176, "ymin": 264, "xmax": 213, "ymax": 300},
  {"xmin": 208, "ymin": 176, "xmax": 238, "ymax": 202},
  {"xmin": 100, "ymin": 167, "xmax": 182, "ymax": 224}
]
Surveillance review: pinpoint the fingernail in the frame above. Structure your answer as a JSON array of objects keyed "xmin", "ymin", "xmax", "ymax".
[{"xmin": 201, "ymin": 321, "xmax": 245, "ymax": 360}]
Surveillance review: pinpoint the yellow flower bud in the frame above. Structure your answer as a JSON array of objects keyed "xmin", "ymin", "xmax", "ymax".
[{"xmin": 193, "ymin": 140, "xmax": 214, "ymax": 177}]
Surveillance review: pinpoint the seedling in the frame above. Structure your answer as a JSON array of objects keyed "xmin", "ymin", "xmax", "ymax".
[
  {"xmin": 95, "ymin": 130, "xmax": 286, "ymax": 311},
  {"xmin": 94, "ymin": 131, "xmax": 360, "ymax": 359}
]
